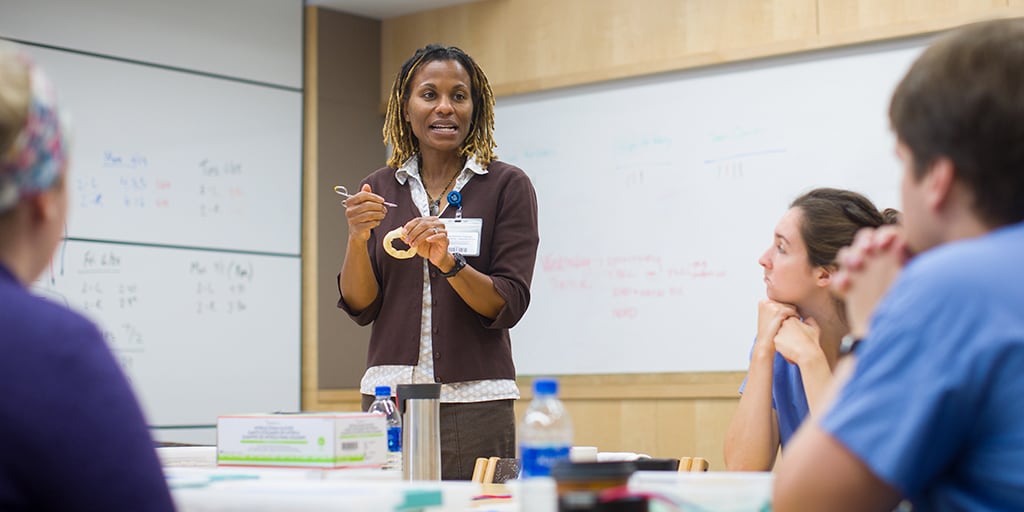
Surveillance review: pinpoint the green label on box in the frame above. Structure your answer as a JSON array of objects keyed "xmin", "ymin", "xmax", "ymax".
[
  {"xmin": 239, "ymin": 439, "xmax": 309, "ymax": 445},
  {"xmin": 218, "ymin": 454, "xmax": 337, "ymax": 463}
]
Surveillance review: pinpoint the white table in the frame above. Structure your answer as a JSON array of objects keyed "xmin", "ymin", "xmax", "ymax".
[{"xmin": 158, "ymin": 447, "xmax": 487, "ymax": 512}]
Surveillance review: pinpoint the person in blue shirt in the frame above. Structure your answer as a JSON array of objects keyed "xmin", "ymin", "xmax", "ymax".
[
  {"xmin": 724, "ymin": 188, "xmax": 897, "ymax": 471},
  {"xmin": 775, "ymin": 19, "xmax": 1024, "ymax": 511},
  {"xmin": 0, "ymin": 48, "xmax": 175, "ymax": 510}
]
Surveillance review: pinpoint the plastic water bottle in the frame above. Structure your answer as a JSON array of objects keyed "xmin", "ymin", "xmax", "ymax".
[
  {"xmin": 368, "ymin": 385, "xmax": 402, "ymax": 471},
  {"xmin": 519, "ymin": 377, "xmax": 573, "ymax": 478}
]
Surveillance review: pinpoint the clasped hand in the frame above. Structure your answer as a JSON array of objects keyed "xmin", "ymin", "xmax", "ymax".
[
  {"xmin": 832, "ymin": 225, "xmax": 910, "ymax": 338},
  {"xmin": 756, "ymin": 299, "xmax": 822, "ymax": 366}
]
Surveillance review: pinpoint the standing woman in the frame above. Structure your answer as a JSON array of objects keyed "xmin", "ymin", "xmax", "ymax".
[
  {"xmin": 337, "ymin": 44, "xmax": 539, "ymax": 480},
  {"xmin": 724, "ymin": 188, "xmax": 898, "ymax": 471},
  {"xmin": 0, "ymin": 49, "xmax": 174, "ymax": 509}
]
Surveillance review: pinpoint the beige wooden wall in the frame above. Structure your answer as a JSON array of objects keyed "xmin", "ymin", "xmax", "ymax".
[
  {"xmin": 305, "ymin": 1, "xmax": 1024, "ymax": 472},
  {"xmin": 380, "ymin": 0, "xmax": 1023, "ymax": 101}
]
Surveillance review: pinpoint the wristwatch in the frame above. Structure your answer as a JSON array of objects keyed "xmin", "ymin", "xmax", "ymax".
[
  {"xmin": 439, "ymin": 252, "xmax": 466, "ymax": 278},
  {"xmin": 840, "ymin": 334, "xmax": 862, "ymax": 355}
]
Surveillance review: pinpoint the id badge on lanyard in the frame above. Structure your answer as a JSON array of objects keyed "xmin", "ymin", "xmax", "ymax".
[
  {"xmin": 441, "ymin": 190, "xmax": 483, "ymax": 256},
  {"xmin": 442, "ymin": 218, "xmax": 482, "ymax": 256}
]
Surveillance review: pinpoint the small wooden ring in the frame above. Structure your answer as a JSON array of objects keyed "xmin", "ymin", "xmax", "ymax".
[{"xmin": 383, "ymin": 227, "xmax": 418, "ymax": 259}]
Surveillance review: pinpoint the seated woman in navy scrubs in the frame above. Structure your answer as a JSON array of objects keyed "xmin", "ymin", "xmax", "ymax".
[
  {"xmin": 0, "ymin": 48, "xmax": 174, "ymax": 510},
  {"xmin": 723, "ymin": 188, "xmax": 898, "ymax": 470}
]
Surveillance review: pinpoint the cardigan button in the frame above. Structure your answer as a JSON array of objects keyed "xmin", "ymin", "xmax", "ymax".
[
  {"xmin": 429, "ymin": 271, "xmax": 437, "ymax": 279},
  {"xmin": 434, "ymin": 352, "xmax": 440, "ymax": 360},
  {"xmin": 434, "ymin": 377, "xmax": 442, "ymax": 383}
]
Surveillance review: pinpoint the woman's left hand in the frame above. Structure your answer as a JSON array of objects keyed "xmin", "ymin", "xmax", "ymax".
[
  {"xmin": 402, "ymin": 217, "xmax": 450, "ymax": 268},
  {"xmin": 774, "ymin": 316, "xmax": 823, "ymax": 367}
]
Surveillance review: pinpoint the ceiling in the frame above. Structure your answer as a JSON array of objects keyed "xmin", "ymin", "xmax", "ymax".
[{"xmin": 306, "ymin": 0, "xmax": 482, "ymax": 20}]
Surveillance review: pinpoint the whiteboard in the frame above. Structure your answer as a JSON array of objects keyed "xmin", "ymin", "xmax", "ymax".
[
  {"xmin": 33, "ymin": 240, "xmax": 300, "ymax": 426},
  {"xmin": 29, "ymin": 46, "xmax": 302, "ymax": 255},
  {"xmin": 12, "ymin": 20, "xmax": 302, "ymax": 431},
  {"xmin": 502, "ymin": 39, "xmax": 927, "ymax": 375}
]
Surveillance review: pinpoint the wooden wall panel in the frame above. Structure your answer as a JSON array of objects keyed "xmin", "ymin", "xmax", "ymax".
[
  {"xmin": 313, "ymin": 9, "xmax": 383, "ymax": 391},
  {"xmin": 302, "ymin": 7, "xmax": 383, "ymax": 409},
  {"xmin": 302, "ymin": 6, "xmax": 320, "ymax": 411},
  {"xmin": 311, "ymin": 373, "xmax": 742, "ymax": 471},
  {"xmin": 382, "ymin": 0, "xmax": 819, "ymax": 99},
  {"xmin": 381, "ymin": 0, "xmax": 1023, "ymax": 102},
  {"xmin": 312, "ymin": 389, "xmax": 363, "ymax": 412},
  {"xmin": 818, "ymin": 0, "xmax": 1010, "ymax": 40},
  {"xmin": 381, "ymin": 1, "xmax": 511, "ymax": 102}
]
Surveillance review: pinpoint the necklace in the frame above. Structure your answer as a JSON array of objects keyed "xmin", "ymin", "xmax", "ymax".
[{"xmin": 426, "ymin": 168, "xmax": 460, "ymax": 215}]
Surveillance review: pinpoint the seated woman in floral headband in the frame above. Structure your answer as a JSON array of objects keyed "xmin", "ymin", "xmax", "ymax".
[{"xmin": 0, "ymin": 47, "xmax": 174, "ymax": 510}]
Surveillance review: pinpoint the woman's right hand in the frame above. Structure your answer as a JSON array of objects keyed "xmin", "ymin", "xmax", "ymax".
[
  {"xmin": 756, "ymin": 299, "xmax": 797, "ymax": 353},
  {"xmin": 344, "ymin": 184, "xmax": 389, "ymax": 242}
]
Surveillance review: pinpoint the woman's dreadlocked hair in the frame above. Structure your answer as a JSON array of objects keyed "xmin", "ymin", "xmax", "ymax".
[{"xmin": 382, "ymin": 44, "xmax": 497, "ymax": 169}]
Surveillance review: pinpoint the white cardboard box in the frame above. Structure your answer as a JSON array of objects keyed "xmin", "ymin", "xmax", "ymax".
[{"xmin": 217, "ymin": 412, "xmax": 387, "ymax": 468}]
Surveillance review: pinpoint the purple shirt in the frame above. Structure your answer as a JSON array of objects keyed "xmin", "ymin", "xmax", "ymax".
[{"xmin": 0, "ymin": 263, "xmax": 174, "ymax": 511}]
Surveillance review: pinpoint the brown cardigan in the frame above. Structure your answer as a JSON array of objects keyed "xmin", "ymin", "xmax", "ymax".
[{"xmin": 337, "ymin": 160, "xmax": 540, "ymax": 383}]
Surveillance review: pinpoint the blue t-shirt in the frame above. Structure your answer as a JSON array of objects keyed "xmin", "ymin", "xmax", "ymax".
[
  {"xmin": 821, "ymin": 221, "xmax": 1024, "ymax": 511},
  {"xmin": 739, "ymin": 345, "xmax": 809, "ymax": 447},
  {"xmin": 0, "ymin": 264, "xmax": 174, "ymax": 511}
]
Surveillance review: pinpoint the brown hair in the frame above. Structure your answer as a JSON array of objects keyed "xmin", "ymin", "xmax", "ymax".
[
  {"xmin": 791, "ymin": 188, "xmax": 898, "ymax": 269},
  {"xmin": 889, "ymin": 19, "xmax": 1024, "ymax": 227},
  {"xmin": 382, "ymin": 44, "xmax": 497, "ymax": 168}
]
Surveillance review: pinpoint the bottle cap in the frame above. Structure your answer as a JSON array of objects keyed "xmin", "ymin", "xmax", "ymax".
[
  {"xmin": 375, "ymin": 385, "xmax": 391, "ymax": 397},
  {"xmin": 534, "ymin": 378, "xmax": 558, "ymax": 395}
]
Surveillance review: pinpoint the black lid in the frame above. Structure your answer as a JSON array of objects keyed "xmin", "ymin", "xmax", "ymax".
[
  {"xmin": 396, "ymin": 383, "xmax": 441, "ymax": 414},
  {"xmin": 396, "ymin": 383, "xmax": 441, "ymax": 399},
  {"xmin": 551, "ymin": 461, "xmax": 637, "ymax": 482},
  {"xmin": 632, "ymin": 458, "xmax": 680, "ymax": 471},
  {"xmin": 599, "ymin": 496, "xmax": 648, "ymax": 512},
  {"xmin": 558, "ymin": 493, "xmax": 649, "ymax": 512}
]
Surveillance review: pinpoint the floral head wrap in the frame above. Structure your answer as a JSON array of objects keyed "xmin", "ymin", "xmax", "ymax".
[{"xmin": 0, "ymin": 56, "xmax": 67, "ymax": 213}]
